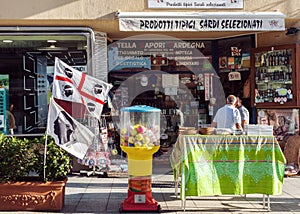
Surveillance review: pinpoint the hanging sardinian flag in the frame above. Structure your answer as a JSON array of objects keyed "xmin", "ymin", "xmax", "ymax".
[
  {"xmin": 47, "ymin": 98, "xmax": 95, "ymax": 159},
  {"xmin": 52, "ymin": 57, "xmax": 113, "ymax": 120}
]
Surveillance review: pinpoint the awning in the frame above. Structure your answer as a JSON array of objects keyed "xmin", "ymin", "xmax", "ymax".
[{"xmin": 117, "ymin": 12, "xmax": 285, "ymax": 32}]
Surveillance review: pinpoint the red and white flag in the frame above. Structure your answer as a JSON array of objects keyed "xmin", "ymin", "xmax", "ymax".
[
  {"xmin": 47, "ymin": 98, "xmax": 95, "ymax": 159},
  {"xmin": 53, "ymin": 57, "xmax": 113, "ymax": 120}
]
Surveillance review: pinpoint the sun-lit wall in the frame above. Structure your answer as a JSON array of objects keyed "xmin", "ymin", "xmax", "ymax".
[
  {"xmin": 0, "ymin": 0, "xmax": 298, "ymax": 20},
  {"xmin": 0, "ymin": 0, "xmax": 299, "ymax": 46}
]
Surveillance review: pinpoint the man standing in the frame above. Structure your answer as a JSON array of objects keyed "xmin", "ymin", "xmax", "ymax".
[
  {"xmin": 211, "ymin": 95, "xmax": 243, "ymax": 132},
  {"xmin": 235, "ymin": 97, "xmax": 250, "ymax": 129}
]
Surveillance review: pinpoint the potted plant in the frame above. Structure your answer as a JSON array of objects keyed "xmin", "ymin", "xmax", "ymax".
[{"xmin": 0, "ymin": 134, "xmax": 72, "ymax": 211}]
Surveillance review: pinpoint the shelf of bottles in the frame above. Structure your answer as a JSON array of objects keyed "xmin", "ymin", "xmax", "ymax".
[{"xmin": 254, "ymin": 48, "xmax": 293, "ymax": 104}]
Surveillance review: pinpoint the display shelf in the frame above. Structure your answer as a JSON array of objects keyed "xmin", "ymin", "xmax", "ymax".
[
  {"xmin": 0, "ymin": 89, "xmax": 8, "ymax": 134},
  {"xmin": 251, "ymin": 44, "xmax": 300, "ymax": 108}
]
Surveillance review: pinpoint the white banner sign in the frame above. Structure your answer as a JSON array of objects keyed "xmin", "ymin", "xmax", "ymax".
[
  {"xmin": 148, "ymin": 0, "xmax": 244, "ymax": 9},
  {"xmin": 119, "ymin": 17, "xmax": 285, "ymax": 32},
  {"xmin": 118, "ymin": 12, "xmax": 285, "ymax": 32}
]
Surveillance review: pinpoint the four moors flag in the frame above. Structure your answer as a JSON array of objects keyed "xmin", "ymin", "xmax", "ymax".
[
  {"xmin": 47, "ymin": 98, "xmax": 95, "ymax": 159},
  {"xmin": 52, "ymin": 57, "xmax": 113, "ymax": 120}
]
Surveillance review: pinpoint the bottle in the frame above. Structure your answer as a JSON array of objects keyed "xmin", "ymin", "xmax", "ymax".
[
  {"xmin": 268, "ymin": 53, "xmax": 273, "ymax": 66},
  {"xmin": 274, "ymin": 52, "xmax": 279, "ymax": 66},
  {"xmin": 264, "ymin": 71, "xmax": 269, "ymax": 83},
  {"xmin": 256, "ymin": 69, "xmax": 260, "ymax": 81},
  {"xmin": 278, "ymin": 51, "xmax": 283, "ymax": 65},
  {"xmin": 284, "ymin": 68, "xmax": 288, "ymax": 80},
  {"xmin": 269, "ymin": 70, "xmax": 274, "ymax": 81},
  {"xmin": 260, "ymin": 68, "xmax": 265, "ymax": 80},
  {"xmin": 282, "ymin": 50, "xmax": 286, "ymax": 65},
  {"xmin": 260, "ymin": 54, "xmax": 264, "ymax": 67},
  {"xmin": 267, "ymin": 88, "xmax": 271, "ymax": 102},
  {"xmin": 273, "ymin": 87, "xmax": 278, "ymax": 98},
  {"xmin": 276, "ymin": 70, "xmax": 280, "ymax": 81},
  {"xmin": 280, "ymin": 50, "xmax": 286, "ymax": 65},
  {"xmin": 287, "ymin": 49, "xmax": 292, "ymax": 65},
  {"xmin": 268, "ymin": 84, "xmax": 273, "ymax": 102},
  {"xmin": 287, "ymin": 67, "xmax": 292, "ymax": 80},
  {"xmin": 263, "ymin": 90, "xmax": 268, "ymax": 103}
]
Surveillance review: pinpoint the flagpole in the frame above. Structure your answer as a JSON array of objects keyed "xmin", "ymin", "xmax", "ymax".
[
  {"xmin": 44, "ymin": 97, "xmax": 53, "ymax": 182},
  {"xmin": 43, "ymin": 131, "xmax": 48, "ymax": 182}
]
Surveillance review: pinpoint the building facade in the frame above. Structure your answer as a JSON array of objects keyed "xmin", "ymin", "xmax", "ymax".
[{"xmin": 0, "ymin": 0, "xmax": 299, "ymax": 136}]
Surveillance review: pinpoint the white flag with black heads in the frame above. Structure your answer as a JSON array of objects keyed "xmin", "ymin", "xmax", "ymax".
[
  {"xmin": 47, "ymin": 98, "xmax": 95, "ymax": 159},
  {"xmin": 53, "ymin": 58, "xmax": 113, "ymax": 120}
]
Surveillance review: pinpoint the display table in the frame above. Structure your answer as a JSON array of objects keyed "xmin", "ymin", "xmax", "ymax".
[{"xmin": 170, "ymin": 134, "xmax": 286, "ymax": 211}]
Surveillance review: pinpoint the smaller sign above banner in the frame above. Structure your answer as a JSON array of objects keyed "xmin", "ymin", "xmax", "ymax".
[
  {"xmin": 148, "ymin": 0, "xmax": 244, "ymax": 9},
  {"xmin": 118, "ymin": 12, "xmax": 285, "ymax": 32}
]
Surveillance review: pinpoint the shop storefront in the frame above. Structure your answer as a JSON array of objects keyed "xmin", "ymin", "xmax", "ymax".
[
  {"xmin": 0, "ymin": 0, "xmax": 299, "ymax": 176},
  {"xmin": 108, "ymin": 10, "xmax": 285, "ymax": 142},
  {"xmin": 0, "ymin": 1, "xmax": 296, "ymax": 136}
]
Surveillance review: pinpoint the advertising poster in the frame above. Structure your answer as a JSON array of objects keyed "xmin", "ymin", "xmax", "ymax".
[
  {"xmin": 0, "ymin": 74, "xmax": 9, "ymax": 89},
  {"xmin": 257, "ymin": 108, "xmax": 299, "ymax": 141}
]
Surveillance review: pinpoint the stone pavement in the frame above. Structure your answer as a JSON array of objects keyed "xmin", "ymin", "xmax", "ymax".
[{"xmin": 1, "ymin": 148, "xmax": 300, "ymax": 214}]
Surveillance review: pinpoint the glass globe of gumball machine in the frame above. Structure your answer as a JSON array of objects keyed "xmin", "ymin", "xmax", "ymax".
[{"xmin": 119, "ymin": 105, "xmax": 161, "ymax": 212}]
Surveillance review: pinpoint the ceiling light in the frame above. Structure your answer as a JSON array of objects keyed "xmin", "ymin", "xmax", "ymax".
[
  {"xmin": 37, "ymin": 46, "xmax": 68, "ymax": 51},
  {"xmin": 47, "ymin": 40, "xmax": 57, "ymax": 43},
  {"xmin": 3, "ymin": 40, "xmax": 13, "ymax": 43}
]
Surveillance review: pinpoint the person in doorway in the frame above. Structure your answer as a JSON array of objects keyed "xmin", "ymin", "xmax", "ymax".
[
  {"xmin": 235, "ymin": 97, "xmax": 250, "ymax": 129},
  {"xmin": 6, "ymin": 103, "xmax": 16, "ymax": 134},
  {"xmin": 211, "ymin": 95, "xmax": 243, "ymax": 132}
]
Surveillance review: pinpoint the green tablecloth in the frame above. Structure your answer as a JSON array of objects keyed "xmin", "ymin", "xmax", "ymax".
[{"xmin": 170, "ymin": 135, "xmax": 286, "ymax": 197}]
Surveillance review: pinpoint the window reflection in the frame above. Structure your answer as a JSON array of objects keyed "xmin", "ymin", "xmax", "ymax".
[{"xmin": 0, "ymin": 33, "xmax": 89, "ymax": 135}]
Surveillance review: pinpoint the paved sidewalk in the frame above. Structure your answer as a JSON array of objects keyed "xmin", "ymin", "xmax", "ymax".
[
  {"xmin": 1, "ymin": 149, "xmax": 300, "ymax": 213},
  {"xmin": 60, "ymin": 159, "xmax": 300, "ymax": 214}
]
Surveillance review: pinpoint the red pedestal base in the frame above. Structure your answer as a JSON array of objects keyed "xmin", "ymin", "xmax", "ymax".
[{"xmin": 120, "ymin": 189, "xmax": 160, "ymax": 212}]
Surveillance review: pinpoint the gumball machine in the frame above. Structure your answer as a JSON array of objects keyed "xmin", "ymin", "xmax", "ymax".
[{"xmin": 119, "ymin": 105, "xmax": 161, "ymax": 212}]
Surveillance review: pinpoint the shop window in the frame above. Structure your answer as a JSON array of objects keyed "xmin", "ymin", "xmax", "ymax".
[
  {"xmin": 0, "ymin": 31, "xmax": 91, "ymax": 135},
  {"xmin": 107, "ymin": 35, "xmax": 254, "ymax": 129},
  {"xmin": 108, "ymin": 38, "xmax": 216, "ymax": 129}
]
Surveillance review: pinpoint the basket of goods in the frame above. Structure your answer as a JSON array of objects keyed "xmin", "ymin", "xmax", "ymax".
[
  {"xmin": 199, "ymin": 127, "xmax": 214, "ymax": 135},
  {"xmin": 214, "ymin": 128, "xmax": 232, "ymax": 135},
  {"xmin": 178, "ymin": 126, "xmax": 198, "ymax": 135}
]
